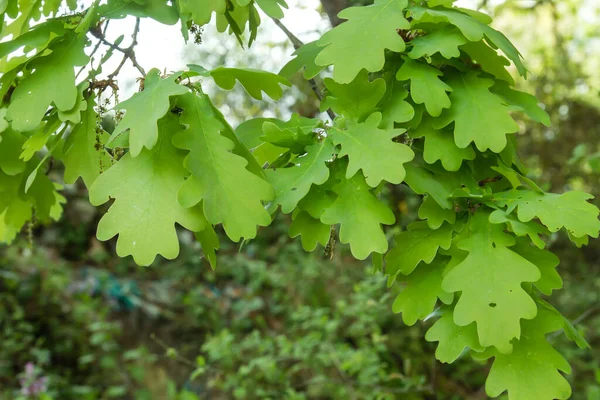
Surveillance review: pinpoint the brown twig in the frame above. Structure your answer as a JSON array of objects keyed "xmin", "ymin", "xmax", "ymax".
[
  {"xmin": 96, "ymin": 17, "xmax": 146, "ymax": 80},
  {"xmin": 77, "ymin": 20, "xmax": 110, "ymax": 79},
  {"xmin": 271, "ymin": 18, "xmax": 336, "ymax": 121}
]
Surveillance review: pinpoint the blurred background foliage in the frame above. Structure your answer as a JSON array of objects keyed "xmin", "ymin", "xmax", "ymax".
[{"xmin": 1, "ymin": 0, "xmax": 600, "ymax": 398}]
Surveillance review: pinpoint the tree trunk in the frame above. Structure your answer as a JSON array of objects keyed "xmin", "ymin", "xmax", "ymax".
[{"xmin": 319, "ymin": 0, "xmax": 349, "ymax": 26}]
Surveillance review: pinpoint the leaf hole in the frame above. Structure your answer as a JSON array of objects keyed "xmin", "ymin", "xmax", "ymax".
[{"xmin": 489, "ymin": 302, "xmax": 497, "ymax": 308}]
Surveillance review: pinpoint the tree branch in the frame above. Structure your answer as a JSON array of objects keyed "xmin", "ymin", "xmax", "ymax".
[
  {"xmin": 271, "ymin": 18, "xmax": 336, "ymax": 121},
  {"xmin": 90, "ymin": 17, "xmax": 146, "ymax": 80}
]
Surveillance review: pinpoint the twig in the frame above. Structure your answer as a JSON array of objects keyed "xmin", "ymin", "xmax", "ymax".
[
  {"xmin": 272, "ymin": 18, "xmax": 303, "ymax": 50},
  {"xmin": 150, "ymin": 333, "xmax": 196, "ymax": 368},
  {"xmin": 77, "ymin": 20, "xmax": 110, "ymax": 79},
  {"xmin": 271, "ymin": 18, "xmax": 336, "ymax": 121},
  {"xmin": 98, "ymin": 17, "xmax": 146, "ymax": 80}
]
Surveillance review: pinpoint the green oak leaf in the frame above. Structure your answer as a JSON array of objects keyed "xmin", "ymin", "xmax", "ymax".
[
  {"xmin": 409, "ymin": 115, "xmax": 475, "ymax": 171},
  {"xmin": 409, "ymin": 6, "xmax": 527, "ymax": 77},
  {"xmin": 0, "ymin": 127, "xmax": 26, "ymax": 175},
  {"xmin": 173, "ymin": 93, "xmax": 273, "ymax": 241},
  {"xmin": 298, "ymin": 183, "xmax": 337, "ymax": 219},
  {"xmin": 89, "ymin": 115, "xmax": 206, "ymax": 266},
  {"xmin": 386, "ymin": 221, "xmax": 453, "ymax": 276},
  {"xmin": 442, "ymin": 211, "xmax": 540, "ymax": 353},
  {"xmin": 396, "ymin": 57, "xmax": 452, "ymax": 117},
  {"xmin": 321, "ymin": 70, "xmax": 386, "ymax": 121},
  {"xmin": 0, "ymin": 109, "xmax": 8, "ymax": 134},
  {"xmin": 266, "ymin": 139, "xmax": 334, "ymax": 214},
  {"xmin": 418, "ymin": 195, "xmax": 456, "ymax": 230},
  {"xmin": 237, "ymin": 114, "xmax": 320, "ymax": 150},
  {"xmin": 7, "ymin": 35, "xmax": 89, "ymax": 132},
  {"xmin": 330, "ymin": 112, "xmax": 414, "ymax": 187},
  {"xmin": 279, "ymin": 41, "xmax": 326, "ymax": 80},
  {"xmin": 489, "ymin": 208, "xmax": 547, "ymax": 249},
  {"xmin": 435, "ymin": 70, "xmax": 519, "ymax": 153},
  {"xmin": 315, "ymin": 0, "xmax": 410, "ymax": 83},
  {"xmin": 0, "ymin": 172, "xmax": 32, "ymax": 235},
  {"xmin": 289, "ymin": 210, "xmax": 330, "ymax": 252},
  {"xmin": 20, "ymin": 116, "xmax": 62, "ymax": 162},
  {"xmin": 378, "ymin": 74, "xmax": 415, "ymax": 129},
  {"xmin": 57, "ymin": 82, "xmax": 89, "ymax": 125},
  {"xmin": 485, "ymin": 307, "xmax": 572, "ymax": 400},
  {"xmin": 99, "ymin": 0, "xmax": 180, "ymax": 25},
  {"xmin": 425, "ymin": 310, "xmax": 484, "ymax": 363},
  {"xmin": 392, "ymin": 257, "xmax": 453, "ymax": 326},
  {"xmin": 0, "ymin": 19, "xmax": 65, "ymax": 70},
  {"xmin": 491, "ymin": 80, "xmax": 551, "ymax": 126},
  {"xmin": 404, "ymin": 163, "xmax": 466, "ymax": 209},
  {"xmin": 210, "ymin": 67, "xmax": 291, "ymax": 100},
  {"xmin": 320, "ymin": 172, "xmax": 395, "ymax": 259},
  {"xmin": 254, "ymin": 0, "xmax": 287, "ymax": 19},
  {"xmin": 195, "ymin": 216, "xmax": 220, "ymax": 270},
  {"xmin": 511, "ymin": 239, "xmax": 561, "ymax": 296},
  {"xmin": 426, "ymin": 0, "xmax": 455, "ymax": 6},
  {"xmin": 62, "ymin": 96, "xmax": 111, "ymax": 188},
  {"xmin": 260, "ymin": 119, "xmax": 318, "ymax": 153},
  {"xmin": 177, "ymin": 0, "xmax": 226, "ymax": 26},
  {"xmin": 110, "ymin": 69, "xmax": 188, "ymax": 157},
  {"xmin": 0, "ymin": 210, "xmax": 18, "ymax": 243},
  {"xmin": 493, "ymin": 190, "xmax": 600, "ymax": 238},
  {"xmin": 461, "ymin": 40, "xmax": 514, "ymax": 85},
  {"xmin": 408, "ymin": 26, "xmax": 467, "ymax": 60}
]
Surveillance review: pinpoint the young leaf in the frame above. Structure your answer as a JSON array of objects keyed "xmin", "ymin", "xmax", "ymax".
[
  {"xmin": 491, "ymin": 80, "xmax": 551, "ymax": 126},
  {"xmin": 330, "ymin": 112, "xmax": 414, "ymax": 187},
  {"xmin": 485, "ymin": 307, "xmax": 572, "ymax": 400},
  {"xmin": 435, "ymin": 70, "xmax": 519, "ymax": 153},
  {"xmin": 289, "ymin": 210, "xmax": 330, "ymax": 252},
  {"xmin": 62, "ymin": 96, "xmax": 111, "ymax": 188},
  {"xmin": 195, "ymin": 218, "xmax": 220, "ymax": 270},
  {"xmin": 442, "ymin": 211, "xmax": 541, "ymax": 353},
  {"xmin": 378, "ymin": 76, "xmax": 415, "ymax": 129},
  {"xmin": 89, "ymin": 115, "xmax": 207, "ymax": 266},
  {"xmin": 511, "ymin": 239, "xmax": 562, "ymax": 296},
  {"xmin": 7, "ymin": 34, "xmax": 89, "ymax": 132},
  {"xmin": 488, "ymin": 208, "xmax": 547, "ymax": 249},
  {"xmin": 0, "ymin": 128, "xmax": 26, "ymax": 175},
  {"xmin": 396, "ymin": 57, "xmax": 452, "ymax": 117},
  {"xmin": 461, "ymin": 40, "xmax": 515, "ymax": 85},
  {"xmin": 392, "ymin": 257, "xmax": 453, "ymax": 326},
  {"xmin": 260, "ymin": 120, "xmax": 317, "ymax": 153},
  {"xmin": 386, "ymin": 221, "xmax": 453, "ymax": 276},
  {"xmin": 321, "ymin": 70, "xmax": 386, "ymax": 121},
  {"xmin": 279, "ymin": 41, "xmax": 326, "ymax": 80},
  {"xmin": 177, "ymin": 0, "xmax": 226, "ymax": 26},
  {"xmin": 210, "ymin": 67, "xmax": 291, "ymax": 100},
  {"xmin": 425, "ymin": 310, "xmax": 484, "ymax": 363},
  {"xmin": 320, "ymin": 172, "xmax": 395, "ymax": 259},
  {"xmin": 409, "ymin": 6, "xmax": 527, "ymax": 77},
  {"xmin": 266, "ymin": 139, "xmax": 335, "ymax": 214},
  {"xmin": 493, "ymin": 190, "xmax": 600, "ymax": 239},
  {"xmin": 254, "ymin": 0, "xmax": 287, "ymax": 19},
  {"xmin": 418, "ymin": 195, "xmax": 456, "ymax": 230},
  {"xmin": 110, "ymin": 69, "xmax": 189, "ymax": 157},
  {"xmin": 408, "ymin": 26, "xmax": 468, "ymax": 60},
  {"xmin": 315, "ymin": 0, "xmax": 410, "ymax": 83},
  {"xmin": 173, "ymin": 93, "xmax": 274, "ymax": 241},
  {"xmin": 409, "ymin": 115, "xmax": 475, "ymax": 171},
  {"xmin": 57, "ymin": 82, "xmax": 88, "ymax": 124}
]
